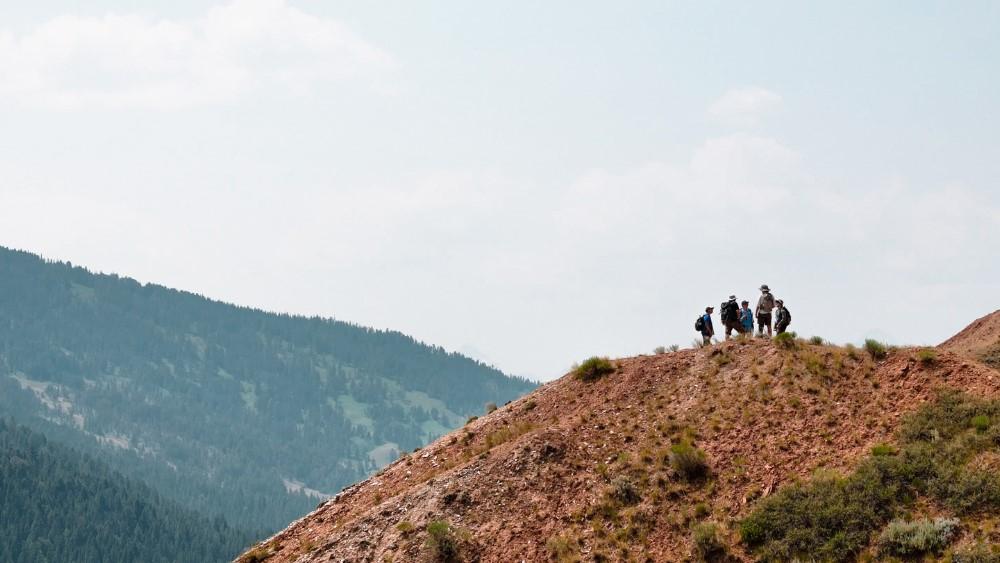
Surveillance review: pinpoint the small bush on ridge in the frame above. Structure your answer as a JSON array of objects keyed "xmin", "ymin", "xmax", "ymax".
[
  {"xmin": 865, "ymin": 339, "xmax": 889, "ymax": 360},
  {"xmin": 916, "ymin": 347, "xmax": 938, "ymax": 365},
  {"xmin": 773, "ymin": 332, "xmax": 796, "ymax": 350},
  {"xmin": 574, "ymin": 357, "xmax": 616, "ymax": 382}
]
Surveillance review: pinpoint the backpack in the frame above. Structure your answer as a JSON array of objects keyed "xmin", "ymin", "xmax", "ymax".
[
  {"xmin": 695, "ymin": 316, "xmax": 705, "ymax": 332},
  {"xmin": 778, "ymin": 307, "xmax": 792, "ymax": 328},
  {"xmin": 721, "ymin": 301, "xmax": 737, "ymax": 322}
]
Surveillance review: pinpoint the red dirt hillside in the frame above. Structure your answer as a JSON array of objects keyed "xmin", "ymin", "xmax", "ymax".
[
  {"xmin": 940, "ymin": 309, "xmax": 1000, "ymax": 369},
  {"xmin": 239, "ymin": 317, "xmax": 1000, "ymax": 562}
]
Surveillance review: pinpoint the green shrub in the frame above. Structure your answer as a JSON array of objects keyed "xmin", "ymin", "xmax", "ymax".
[
  {"xmin": 396, "ymin": 520, "xmax": 414, "ymax": 534},
  {"xmin": 242, "ymin": 546, "xmax": 272, "ymax": 563},
  {"xmin": 466, "ymin": 415, "xmax": 478, "ymax": 424},
  {"xmin": 953, "ymin": 543, "xmax": 1000, "ymax": 563},
  {"xmin": 545, "ymin": 534, "xmax": 579, "ymax": 562},
  {"xmin": 742, "ymin": 391, "xmax": 1000, "ymax": 561},
  {"xmin": 809, "ymin": 336, "xmax": 825, "ymax": 345},
  {"xmin": 864, "ymin": 339, "xmax": 889, "ymax": 360},
  {"xmin": 876, "ymin": 517, "xmax": 959, "ymax": 556},
  {"xmin": 669, "ymin": 344, "xmax": 680, "ymax": 352},
  {"xmin": 739, "ymin": 460, "xmax": 903, "ymax": 561},
  {"xmin": 691, "ymin": 522, "xmax": 725, "ymax": 559},
  {"xmin": 484, "ymin": 402, "xmax": 497, "ymax": 414},
  {"xmin": 426, "ymin": 520, "xmax": 459, "ymax": 562},
  {"xmin": 693, "ymin": 502, "xmax": 710, "ymax": 519},
  {"xmin": 871, "ymin": 443, "xmax": 897, "ymax": 456},
  {"xmin": 669, "ymin": 441, "xmax": 708, "ymax": 480},
  {"xmin": 773, "ymin": 332, "xmax": 796, "ymax": 350},
  {"xmin": 973, "ymin": 414, "xmax": 991, "ymax": 432},
  {"xmin": 573, "ymin": 357, "xmax": 616, "ymax": 382},
  {"xmin": 653, "ymin": 346, "xmax": 667, "ymax": 354},
  {"xmin": 916, "ymin": 347, "xmax": 938, "ymax": 365},
  {"xmin": 608, "ymin": 476, "xmax": 641, "ymax": 506}
]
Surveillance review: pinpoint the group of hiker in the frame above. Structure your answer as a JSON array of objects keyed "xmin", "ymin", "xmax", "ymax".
[{"xmin": 696, "ymin": 284, "xmax": 791, "ymax": 345}]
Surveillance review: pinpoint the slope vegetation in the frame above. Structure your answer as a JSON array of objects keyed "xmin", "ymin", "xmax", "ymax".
[
  {"xmin": 0, "ymin": 247, "xmax": 534, "ymax": 532},
  {"xmin": 0, "ymin": 417, "xmax": 253, "ymax": 563},
  {"xmin": 244, "ymin": 315, "xmax": 1000, "ymax": 562}
]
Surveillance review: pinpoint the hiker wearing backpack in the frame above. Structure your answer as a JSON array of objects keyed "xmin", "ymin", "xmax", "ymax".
[
  {"xmin": 720, "ymin": 295, "xmax": 742, "ymax": 340},
  {"xmin": 740, "ymin": 300, "xmax": 754, "ymax": 336},
  {"xmin": 695, "ymin": 306, "xmax": 715, "ymax": 346},
  {"xmin": 755, "ymin": 284, "xmax": 776, "ymax": 337},
  {"xmin": 775, "ymin": 299, "xmax": 792, "ymax": 334}
]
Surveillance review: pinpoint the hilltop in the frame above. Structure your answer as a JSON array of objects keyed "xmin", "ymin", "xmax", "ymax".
[
  {"xmin": 242, "ymin": 311, "xmax": 1000, "ymax": 562},
  {"xmin": 0, "ymin": 247, "xmax": 534, "ymax": 532}
]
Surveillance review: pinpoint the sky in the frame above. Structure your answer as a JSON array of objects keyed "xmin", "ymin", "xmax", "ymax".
[{"xmin": 1, "ymin": 1, "xmax": 998, "ymax": 381}]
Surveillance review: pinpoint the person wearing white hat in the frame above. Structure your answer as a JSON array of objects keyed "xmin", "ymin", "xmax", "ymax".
[{"xmin": 755, "ymin": 284, "xmax": 776, "ymax": 337}]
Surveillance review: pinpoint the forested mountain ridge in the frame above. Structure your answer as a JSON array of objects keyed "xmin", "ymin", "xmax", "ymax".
[
  {"xmin": 0, "ymin": 417, "xmax": 254, "ymax": 563},
  {"xmin": 0, "ymin": 246, "xmax": 534, "ymax": 531}
]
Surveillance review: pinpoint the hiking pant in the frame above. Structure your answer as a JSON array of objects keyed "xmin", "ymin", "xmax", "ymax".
[
  {"xmin": 724, "ymin": 320, "xmax": 743, "ymax": 338},
  {"xmin": 702, "ymin": 333, "xmax": 712, "ymax": 346},
  {"xmin": 776, "ymin": 322, "xmax": 789, "ymax": 335},
  {"xmin": 757, "ymin": 313, "xmax": 772, "ymax": 334}
]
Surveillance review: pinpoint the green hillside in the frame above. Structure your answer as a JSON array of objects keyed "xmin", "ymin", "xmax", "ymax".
[
  {"xmin": 0, "ymin": 247, "xmax": 534, "ymax": 531},
  {"xmin": 0, "ymin": 417, "xmax": 253, "ymax": 563}
]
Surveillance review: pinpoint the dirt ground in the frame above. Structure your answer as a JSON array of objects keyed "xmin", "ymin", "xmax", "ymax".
[{"xmin": 240, "ymin": 311, "xmax": 1000, "ymax": 563}]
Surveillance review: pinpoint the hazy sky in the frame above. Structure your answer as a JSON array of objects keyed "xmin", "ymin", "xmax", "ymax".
[{"xmin": 1, "ymin": 1, "xmax": 998, "ymax": 381}]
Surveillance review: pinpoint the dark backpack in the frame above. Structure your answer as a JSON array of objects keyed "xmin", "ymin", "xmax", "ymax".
[
  {"xmin": 778, "ymin": 307, "xmax": 792, "ymax": 327},
  {"xmin": 695, "ymin": 316, "xmax": 705, "ymax": 332},
  {"xmin": 721, "ymin": 301, "xmax": 737, "ymax": 322}
]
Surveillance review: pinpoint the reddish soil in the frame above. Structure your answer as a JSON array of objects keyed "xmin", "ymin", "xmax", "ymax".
[
  {"xmin": 940, "ymin": 309, "xmax": 1000, "ymax": 360},
  {"xmin": 240, "ymin": 315, "xmax": 1000, "ymax": 563}
]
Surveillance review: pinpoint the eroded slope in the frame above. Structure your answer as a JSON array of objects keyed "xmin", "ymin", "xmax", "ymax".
[{"xmin": 242, "ymin": 329, "xmax": 1000, "ymax": 562}]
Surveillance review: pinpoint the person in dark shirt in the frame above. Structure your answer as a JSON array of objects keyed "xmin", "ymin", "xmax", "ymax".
[{"xmin": 775, "ymin": 299, "xmax": 792, "ymax": 334}]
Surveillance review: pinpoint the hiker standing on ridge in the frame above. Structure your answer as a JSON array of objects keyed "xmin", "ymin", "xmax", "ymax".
[
  {"xmin": 740, "ymin": 300, "xmax": 754, "ymax": 336},
  {"xmin": 755, "ymin": 284, "xmax": 776, "ymax": 337},
  {"xmin": 721, "ymin": 295, "xmax": 742, "ymax": 340},
  {"xmin": 775, "ymin": 299, "xmax": 792, "ymax": 334},
  {"xmin": 696, "ymin": 306, "xmax": 715, "ymax": 346}
]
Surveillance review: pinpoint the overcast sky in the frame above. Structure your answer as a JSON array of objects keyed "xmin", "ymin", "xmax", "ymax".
[{"xmin": 1, "ymin": 1, "xmax": 998, "ymax": 381}]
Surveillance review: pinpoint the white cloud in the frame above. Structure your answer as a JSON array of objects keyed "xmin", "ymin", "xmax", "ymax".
[
  {"xmin": 0, "ymin": 0, "xmax": 394, "ymax": 109},
  {"xmin": 708, "ymin": 86, "xmax": 783, "ymax": 127}
]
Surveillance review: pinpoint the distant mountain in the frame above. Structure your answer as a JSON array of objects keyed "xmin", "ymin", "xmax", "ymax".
[
  {"xmin": 0, "ymin": 417, "xmax": 253, "ymax": 563},
  {"xmin": 0, "ymin": 247, "xmax": 534, "ymax": 532}
]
